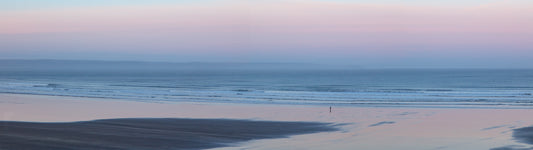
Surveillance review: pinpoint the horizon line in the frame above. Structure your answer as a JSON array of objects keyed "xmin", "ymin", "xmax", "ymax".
[{"xmin": 1, "ymin": 59, "xmax": 533, "ymax": 70}]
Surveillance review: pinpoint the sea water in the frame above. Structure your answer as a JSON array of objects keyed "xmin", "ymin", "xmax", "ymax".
[{"xmin": 1, "ymin": 60, "xmax": 533, "ymax": 108}]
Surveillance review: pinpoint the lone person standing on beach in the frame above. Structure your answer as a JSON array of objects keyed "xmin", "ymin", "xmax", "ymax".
[{"xmin": 329, "ymin": 106, "xmax": 332, "ymax": 113}]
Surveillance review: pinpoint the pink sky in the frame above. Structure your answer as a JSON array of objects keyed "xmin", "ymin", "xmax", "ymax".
[{"xmin": 1, "ymin": 0, "xmax": 532, "ymax": 68}]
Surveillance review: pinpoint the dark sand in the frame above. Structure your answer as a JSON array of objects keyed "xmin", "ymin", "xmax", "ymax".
[
  {"xmin": 0, "ymin": 118, "xmax": 337, "ymax": 150},
  {"xmin": 513, "ymin": 126, "xmax": 533, "ymax": 145},
  {"xmin": 492, "ymin": 126, "xmax": 533, "ymax": 150}
]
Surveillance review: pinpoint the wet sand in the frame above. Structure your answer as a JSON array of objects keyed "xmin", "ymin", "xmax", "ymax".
[
  {"xmin": 0, "ymin": 118, "xmax": 336, "ymax": 150},
  {"xmin": 514, "ymin": 126, "xmax": 533, "ymax": 145},
  {"xmin": 2, "ymin": 93, "xmax": 533, "ymax": 149},
  {"xmin": 491, "ymin": 126, "xmax": 533, "ymax": 150}
]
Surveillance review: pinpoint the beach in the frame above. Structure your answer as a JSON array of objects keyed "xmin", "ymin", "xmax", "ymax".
[{"xmin": 1, "ymin": 93, "xmax": 533, "ymax": 149}]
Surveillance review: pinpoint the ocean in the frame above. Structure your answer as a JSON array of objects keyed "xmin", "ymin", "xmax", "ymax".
[{"xmin": 1, "ymin": 60, "xmax": 533, "ymax": 108}]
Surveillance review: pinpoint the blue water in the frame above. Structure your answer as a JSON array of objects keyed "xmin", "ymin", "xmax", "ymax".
[{"xmin": 1, "ymin": 61, "xmax": 533, "ymax": 107}]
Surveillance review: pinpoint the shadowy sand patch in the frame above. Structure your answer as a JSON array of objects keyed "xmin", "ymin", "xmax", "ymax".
[
  {"xmin": 513, "ymin": 126, "xmax": 533, "ymax": 145},
  {"xmin": 491, "ymin": 126, "xmax": 533, "ymax": 150},
  {"xmin": 0, "ymin": 118, "xmax": 338, "ymax": 150},
  {"xmin": 369, "ymin": 121, "xmax": 396, "ymax": 127},
  {"xmin": 482, "ymin": 125, "xmax": 508, "ymax": 131}
]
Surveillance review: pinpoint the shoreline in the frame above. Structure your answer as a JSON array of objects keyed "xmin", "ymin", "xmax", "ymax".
[
  {"xmin": 2, "ymin": 93, "xmax": 533, "ymax": 149},
  {"xmin": 2, "ymin": 92, "xmax": 533, "ymax": 111}
]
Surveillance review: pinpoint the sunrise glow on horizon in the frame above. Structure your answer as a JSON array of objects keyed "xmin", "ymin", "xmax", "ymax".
[{"xmin": 1, "ymin": 0, "xmax": 532, "ymax": 68}]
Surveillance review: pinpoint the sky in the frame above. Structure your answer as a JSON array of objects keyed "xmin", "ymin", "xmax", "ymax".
[{"xmin": 0, "ymin": 0, "xmax": 532, "ymax": 68}]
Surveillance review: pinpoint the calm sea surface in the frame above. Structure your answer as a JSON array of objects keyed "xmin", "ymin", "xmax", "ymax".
[{"xmin": 1, "ymin": 61, "xmax": 533, "ymax": 108}]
